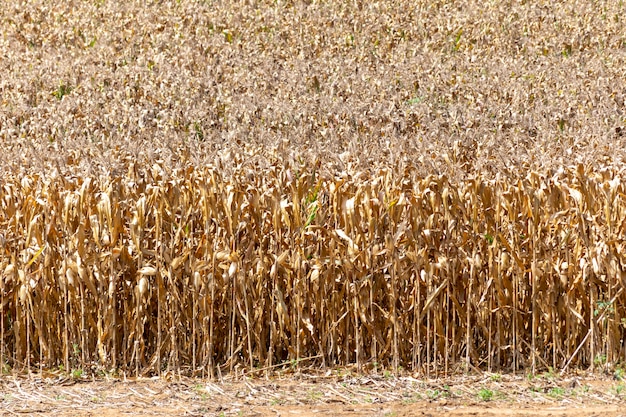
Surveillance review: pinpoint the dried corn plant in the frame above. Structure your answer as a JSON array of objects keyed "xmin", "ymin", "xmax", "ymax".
[
  {"xmin": 1, "ymin": 157, "xmax": 626, "ymax": 376},
  {"xmin": 1, "ymin": 0, "xmax": 625, "ymax": 179},
  {"xmin": 1, "ymin": 0, "xmax": 626, "ymax": 376}
]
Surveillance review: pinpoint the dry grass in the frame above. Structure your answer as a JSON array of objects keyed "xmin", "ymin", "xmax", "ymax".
[{"xmin": 1, "ymin": 0, "xmax": 626, "ymax": 377}]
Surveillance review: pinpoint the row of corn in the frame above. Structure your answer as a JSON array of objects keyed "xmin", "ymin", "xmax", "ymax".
[{"xmin": 1, "ymin": 159, "xmax": 625, "ymax": 376}]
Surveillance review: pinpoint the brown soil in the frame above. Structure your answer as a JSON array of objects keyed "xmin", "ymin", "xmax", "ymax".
[{"xmin": 2, "ymin": 372, "xmax": 625, "ymax": 416}]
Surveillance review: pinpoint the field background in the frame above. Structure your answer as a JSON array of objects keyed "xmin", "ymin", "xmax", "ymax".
[
  {"xmin": 2, "ymin": 0, "xmax": 625, "ymax": 177},
  {"xmin": 2, "ymin": 0, "xmax": 626, "ymax": 383}
]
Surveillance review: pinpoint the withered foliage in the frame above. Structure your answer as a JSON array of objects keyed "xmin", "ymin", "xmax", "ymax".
[
  {"xmin": 1, "ymin": 0, "xmax": 625, "ymax": 177},
  {"xmin": 1, "ymin": 1, "xmax": 626, "ymax": 376}
]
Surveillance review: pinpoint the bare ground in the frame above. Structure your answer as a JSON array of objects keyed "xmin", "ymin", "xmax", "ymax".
[{"xmin": 2, "ymin": 371, "xmax": 625, "ymax": 416}]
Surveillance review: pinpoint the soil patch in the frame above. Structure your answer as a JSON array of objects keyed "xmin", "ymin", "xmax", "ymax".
[{"xmin": 2, "ymin": 372, "xmax": 625, "ymax": 416}]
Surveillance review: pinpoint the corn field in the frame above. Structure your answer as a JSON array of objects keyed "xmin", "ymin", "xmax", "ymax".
[
  {"xmin": 2, "ymin": 0, "xmax": 626, "ymax": 377},
  {"xmin": 2, "ymin": 155, "xmax": 626, "ymax": 376}
]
